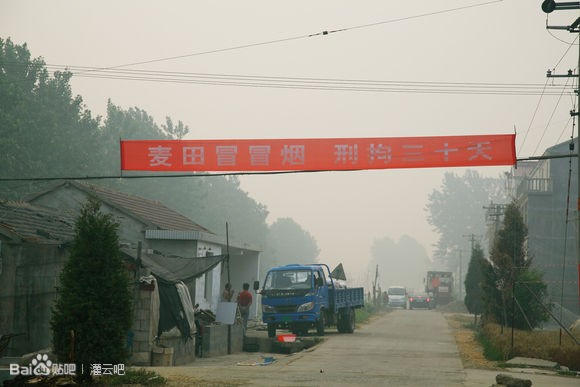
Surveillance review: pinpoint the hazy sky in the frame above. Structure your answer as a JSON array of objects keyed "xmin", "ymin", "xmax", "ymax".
[{"xmin": 2, "ymin": 1, "xmax": 577, "ymax": 285}]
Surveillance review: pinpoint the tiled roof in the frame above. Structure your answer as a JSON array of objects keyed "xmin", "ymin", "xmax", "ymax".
[
  {"xmin": 0, "ymin": 201, "xmax": 75, "ymax": 244},
  {"xmin": 67, "ymin": 181, "xmax": 213, "ymax": 233}
]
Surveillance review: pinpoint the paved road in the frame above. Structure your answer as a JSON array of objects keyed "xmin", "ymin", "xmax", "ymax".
[{"xmin": 149, "ymin": 310, "xmax": 579, "ymax": 386}]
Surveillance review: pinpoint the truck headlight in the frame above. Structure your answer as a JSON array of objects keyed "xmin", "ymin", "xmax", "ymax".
[
  {"xmin": 297, "ymin": 302, "xmax": 314, "ymax": 312},
  {"xmin": 263, "ymin": 305, "xmax": 276, "ymax": 313}
]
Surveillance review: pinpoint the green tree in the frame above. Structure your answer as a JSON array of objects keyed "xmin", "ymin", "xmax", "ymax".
[
  {"xmin": 464, "ymin": 242, "xmax": 486, "ymax": 324},
  {"xmin": 261, "ymin": 217, "xmax": 320, "ymax": 275},
  {"xmin": 51, "ymin": 199, "xmax": 132, "ymax": 382},
  {"xmin": 162, "ymin": 116, "xmax": 189, "ymax": 139},
  {"xmin": 0, "ymin": 38, "xmax": 272, "ymax": 266},
  {"xmin": 481, "ymin": 255, "xmax": 502, "ymax": 324},
  {"xmin": 0, "ymin": 37, "xmax": 101, "ymax": 198},
  {"xmin": 426, "ymin": 170, "xmax": 506, "ymax": 268},
  {"xmin": 484, "ymin": 201, "xmax": 550, "ymax": 330},
  {"xmin": 98, "ymin": 99, "xmax": 171, "ymax": 175}
]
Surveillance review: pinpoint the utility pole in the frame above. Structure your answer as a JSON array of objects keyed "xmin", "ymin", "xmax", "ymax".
[
  {"xmin": 542, "ymin": 0, "xmax": 580, "ymax": 314},
  {"xmin": 463, "ymin": 233, "xmax": 480, "ymax": 254},
  {"xmin": 484, "ymin": 202, "xmax": 508, "ymax": 251},
  {"xmin": 458, "ymin": 249, "xmax": 463, "ymax": 301}
]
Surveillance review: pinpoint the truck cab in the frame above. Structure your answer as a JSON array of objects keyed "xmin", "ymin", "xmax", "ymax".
[{"xmin": 261, "ymin": 264, "xmax": 329, "ymax": 337}]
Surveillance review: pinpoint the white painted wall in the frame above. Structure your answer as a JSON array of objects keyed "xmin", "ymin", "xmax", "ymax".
[{"xmin": 193, "ymin": 242, "xmax": 222, "ymax": 311}]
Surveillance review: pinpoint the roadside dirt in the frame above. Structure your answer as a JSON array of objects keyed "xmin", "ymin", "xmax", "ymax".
[{"xmin": 444, "ymin": 313, "xmax": 498, "ymax": 370}]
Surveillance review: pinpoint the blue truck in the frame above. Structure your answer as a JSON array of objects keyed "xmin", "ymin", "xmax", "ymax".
[{"xmin": 259, "ymin": 263, "xmax": 365, "ymax": 338}]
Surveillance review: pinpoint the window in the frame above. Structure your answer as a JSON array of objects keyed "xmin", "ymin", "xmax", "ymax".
[{"xmin": 264, "ymin": 270, "xmax": 313, "ymax": 290}]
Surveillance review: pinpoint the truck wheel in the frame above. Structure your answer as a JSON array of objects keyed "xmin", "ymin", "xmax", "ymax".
[
  {"xmin": 267, "ymin": 323, "xmax": 276, "ymax": 338},
  {"xmin": 344, "ymin": 308, "xmax": 355, "ymax": 334},
  {"xmin": 316, "ymin": 311, "xmax": 325, "ymax": 336},
  {"xmin": 337, "ymin": 313, "xmax": 345, "ymax": 333}
]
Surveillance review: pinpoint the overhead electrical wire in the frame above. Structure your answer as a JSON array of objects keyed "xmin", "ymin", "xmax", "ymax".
[
  {"xmin": 519, "ymin": 18, "xmax": 580, "ymax": 159},
  {"xmin": 518, "ymin": 32, "xmax": 579, "ymax": 157},
  {"xmin": 0, "ymin": 2, "xmax": 519, "ymax": 97},
  {"xmin": 73, "ymin": 0, "xmax": 504, "ymax": 72},
  {"xmin": 0, "ymin": 1, "xmax": 536, "ymax": 98},
  {"xmin": 531, "ymin": 73, "xmax": 573, "ymax": 156},
  {"xmin": 0, "ymin": 1, "xmax": 505, "ymax": 92},
  {"xmin": 555, "ymin": 116, "xmax": 573, "ymax": 144},
  {"xmin": 2, "ymin": 61, "xmax": 569, "ymax": 96},
  {"xmin": 517, "ymin": 78, "xmax": 551, "ymax": 158}
]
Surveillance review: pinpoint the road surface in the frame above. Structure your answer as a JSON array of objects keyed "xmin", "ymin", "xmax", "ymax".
[{"xmin": 149, "ymin": 309, "xmax": 579, "ymax": 386}]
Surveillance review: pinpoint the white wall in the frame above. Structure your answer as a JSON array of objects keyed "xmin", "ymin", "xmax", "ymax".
[{"xmin": 194, "ymin": 242, "xmax": 223, "ymax": 312}]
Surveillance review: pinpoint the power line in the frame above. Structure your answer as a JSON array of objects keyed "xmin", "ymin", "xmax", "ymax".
[
  {"xmin": 70, "ymin": 0, "xmax": 504, "ymax": 72},
  {"xmin": 531, "ymin": 74, "xmax": 573, "ymax": 156},
  {"xmin": 518, "ymin": 29, "xmax": 578, "ymax": 157},
  {"xmin": 3, "ymin": 62, "xmax": 571, "ymax": 96}
]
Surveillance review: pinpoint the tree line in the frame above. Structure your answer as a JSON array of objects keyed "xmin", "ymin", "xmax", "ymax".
[{"xmin": 0, "ymin": 37, "xmax": 319, "ymax": 272}]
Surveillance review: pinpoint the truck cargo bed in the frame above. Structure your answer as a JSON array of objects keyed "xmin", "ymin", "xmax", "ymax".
[{"xmin": 332, "ymin": 287, "xmax": 365, "ymax": 309}]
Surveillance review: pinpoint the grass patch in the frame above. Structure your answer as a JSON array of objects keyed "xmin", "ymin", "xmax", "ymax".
[
  {"xmin": 476, "ymin": 331, "xmax": 505, "ymax": 361},
  {"xmin": 355, "ymin": 307, "xmax": 371, "ymax": 324},
  {"xmin": 479, "ymin": 321, "xmax": 580, "ymax": 370}
]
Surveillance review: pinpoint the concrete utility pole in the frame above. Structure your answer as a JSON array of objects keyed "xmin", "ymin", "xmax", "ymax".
[
  {"xmin": 542, "ymin": 0, "xmax": 580, "ymax": 313},
  {"xmin": 458, "ymin": 249, "xmax": 463, "ymax": 300}
]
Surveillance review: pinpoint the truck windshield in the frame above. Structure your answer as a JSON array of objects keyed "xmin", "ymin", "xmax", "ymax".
[{"xmin": 264, "ymin": 270, "xmax": 312, "ymax": 290}]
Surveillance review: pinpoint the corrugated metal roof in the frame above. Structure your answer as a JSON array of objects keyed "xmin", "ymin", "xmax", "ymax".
[
  {"xmin": 145, "ymin": 229, "xmax": 202, "ymax": 240},
  {"xmin": 0, "ymin": 201, "xmax": 75, "ymax": 244},
  {"xmin": 68, "ymin": 181, "xmax": 213, "ymax": 233}
]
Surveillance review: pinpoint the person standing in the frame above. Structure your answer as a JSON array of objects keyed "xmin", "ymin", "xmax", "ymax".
[
  {"xmin": 237, "ymin": 282, "xmax": 253, "ymax": 335},
  {"xmin": 222, "ymin": 283, "xmax": 234, "ymax": 302}
]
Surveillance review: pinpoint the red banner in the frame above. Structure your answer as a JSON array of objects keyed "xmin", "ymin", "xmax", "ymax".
[{"xmin": 120, "ymin": 134, "xmax": 515, "ymax": 172}]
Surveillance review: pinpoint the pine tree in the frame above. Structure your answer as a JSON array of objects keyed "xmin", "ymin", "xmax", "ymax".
[
  {"xmin": 51, "ymin": 199, "xmax": 132, "ymax": 382},
  {"xmin": 484, "ymin": 200, "xmax": 550, "ymax": 330},
  {"xmin": 464, "ymin": 243, "xmax": 486, "ymax": 325}
]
